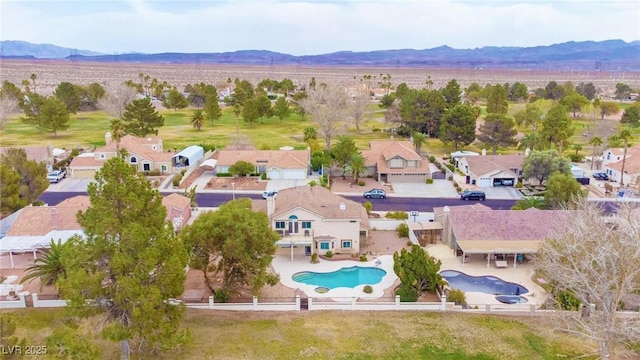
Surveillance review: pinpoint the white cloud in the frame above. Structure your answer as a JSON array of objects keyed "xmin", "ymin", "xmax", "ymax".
[{"xmin": 1, "ymin": 0, "xmax": 638, "ymax": 55}]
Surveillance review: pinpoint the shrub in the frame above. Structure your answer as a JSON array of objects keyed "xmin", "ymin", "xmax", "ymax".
[
  {"xmin": 214, "ymin": 289, "xmax": 231, "ymax": 303},
  {"xmin": 261, "ymin": 173, "xmax": 267, "ymax": 180},
  {"xmin": 372, "ymin": 127, "xmax": 381, "ymax": 132},
  {"xmin": 308, "ymin": 180, "xmax": 317, "ymax": 187},
  {"xmin": 324, "ymin": 251, "xmax": 333, "ymax": 258},
  {"xmin": 385, "ymin": 211, "xmax": 408, "ymax": 220},
  {"xmin": 396, "ymin": 223, "xmax": 409, "ymax": 238},
  {"xmin": 358, "ymin": 180, "xmax": 365, "ymax": 186},
  {"xmin": 143, "ymin": 169, "xmax": 161, "ymax": 176},
  {"xmin": 515, "ymin": 182, "xmax": 523, "ymax": 188},
  {"xmin": 557, "ymin": 290, "xmax": 581, "ymax": 311},
  {"xmin": 396, "ymin": 125, "xmax": 412, "ymax": 137},
  {"xmin": 447, "ymin": 289, "xmax": 467, "ymax": 306},
  {"xmin": 448, "ymin": 175, "xmax": 454, "ymax": 181},
  {"xmin": 364, "ymin": 201, "xmax": 373, "ymax": 214},
  {"xmin": 310, "ymin": 253, "xmax": 319, "ymax": 264},
  {"xmin": 359, "ymin": 254, "xmax": 368, "ymax": 262},
  {"xmin": 429, "ymin": 155, "xmax": 436, "ymax": 163},
  {"xmin": 172, "ymin": 174, "xmax": 183, "ymax": 187},
  {"xmin": 446, "ymin": 164, "xmax": 455, "ymax": 172},
  {"xmin": 396, "ymin": 284, "xmax": 418, "ymax": 302},
  {"xmin": 568, "ymin": 154, "xmax": 584, "ymax": 163},
  {"xmin": 426, "ymin": 178, "xmax": 434, "ymax": 184},
  {"xmin": 216, "ymin": 172, "xmax": 232, "ymax": 177},
  {"xmin": 363, "ymin": 285, "xmax": 373, "ymax": 294},
  {"xmin": 181, "ymin": 169, "xmax": 187, "ymax": 176},
  {"xmin": 406, "ymin": 240, "xmax": 413, "ymax": 247},
  {"xmin": 31, "ymin": 200, "xmax": 45, "ymax": 207}
]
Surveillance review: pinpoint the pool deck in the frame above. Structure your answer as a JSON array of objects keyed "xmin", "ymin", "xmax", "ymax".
[
  {"xmin": 271, "ymin": 253, "xmax": 398, "ymax": 300},
  {"xmin": 427, "ymin": 244, "xmax": 547, "ymax": 306}
]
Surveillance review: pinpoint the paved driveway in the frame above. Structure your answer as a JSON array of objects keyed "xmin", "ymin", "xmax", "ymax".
[
  {"xmin": 481, "ymin": 186, "xmax": 523, "ymax": 200},
  {"xmin": 391, "ymin": 180, "xmax": 459, "ymax": 198},
  {"xmin": 46, "ymin": 178, "xmax": 92, "ymax": 192}
]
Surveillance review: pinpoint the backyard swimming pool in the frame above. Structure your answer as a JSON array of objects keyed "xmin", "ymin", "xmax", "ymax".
[
  {"xmin": 292, "ymin": 266, "xmax": 387, "ymax": 289},
  {"xmin": 440, "ymin": 270, "xmax": 529, "ymax": 295}
]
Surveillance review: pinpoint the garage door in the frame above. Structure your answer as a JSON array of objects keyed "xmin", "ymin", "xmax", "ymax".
[
  {"xmin": 283, "ymin": 169, "xmax": 307, "ymax": 180},
  {"xmin": 267, "ymin": 169, "xmax": 282, "ymax": 180},
  {"xmin": 477, "ymin": 177, "xmax": 492, "ymax": 187},
  {"xmin": 71, "ymin": 168, "xmax": 98, "ymax": 179},
  {"xmin": 388, "ymin": 173, "xmax": 427, "ymax": 183}
]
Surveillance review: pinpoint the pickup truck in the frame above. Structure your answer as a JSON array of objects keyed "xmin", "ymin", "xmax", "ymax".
[{"xmin": 47, "ymin": 170, "xmax": 66, "ymax": 183}]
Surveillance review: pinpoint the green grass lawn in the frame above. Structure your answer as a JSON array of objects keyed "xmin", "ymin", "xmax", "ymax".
[{"xmin": 4, "ymin": 308, "xmax": 608, "ymax": 360}]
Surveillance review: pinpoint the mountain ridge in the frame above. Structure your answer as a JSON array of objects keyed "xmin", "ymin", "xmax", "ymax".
[{"xmin": 1, "ymin": 39, "xmax": 639, "ymax": 70}]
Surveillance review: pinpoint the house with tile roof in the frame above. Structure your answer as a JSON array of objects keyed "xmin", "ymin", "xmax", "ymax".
[
  {"xmin": 253, "ymin": 186, "xmax": 370, "ymax": 260},
  {"xmin": 68, "ymin": 133, "xmax": 180, "ymax": 179},
  {"xmin": 361, "ymin": 140, "xmax": 430, "ymax": 183},
  {"xmin": 433, "ymin": 204, "xmax": 569, "ymax": 267},
  {"xmin": 456, "ymin": 154, "xmax": 525, "ymax": 187},
  {"xmin": 216, "ymin": 147, "xmax": 310, "ymax": 180},
  {"xmin": 161, "ymin": 193, "xmax": 192, "ymax": 232},
  {"xmin": 602, "ymin": 144, "xmax": 640, "ymax": 185},
  {"xmin": 0, "ymin": 145, "xmax": 63, "ymax": 171}
]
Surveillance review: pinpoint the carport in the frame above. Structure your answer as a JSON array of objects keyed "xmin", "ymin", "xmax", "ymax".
[
  {"xmin": 0, "ymin": 230, "xmax": 83, "ymax": 268},
  {"xmin": 172, "ymin": 145, "xmax": 204, "ymax": 170},
  {"xmin": 455, "ymin": 239, "xmax": 540, "ymax": 268}
]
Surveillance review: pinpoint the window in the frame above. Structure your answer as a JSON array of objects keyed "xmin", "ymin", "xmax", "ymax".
[
  {"xmin": 302, "ymin": 221, "xmax": 311, "ymax": 229},
  {"xmin": 341, "ymin": 240, "xmax": 351, "ymax": 249},
  {"xmin": 275, "ymin": 221, "xmax": 285, "ymax": 229},
  {"xmin": 161, "ymin": 165, "xmax": 167, "ymax": 172},
  {"xmin": 99, "ymin": 153, "xmax": 105, "ymax": 159},
  {"xmin": 288, "ymin": 215, "xmax": 298, "ymax": 220},
  {"xmin": 320, "ymin": 242, "xmax": 330, "ymax": 250},
  {"xmin": 152, "ymin": 145, "xmax": 157, "ymax": 150},
  {"xmin": 130, "ymin": 156, "xmax": 138, "ymax": 163}
]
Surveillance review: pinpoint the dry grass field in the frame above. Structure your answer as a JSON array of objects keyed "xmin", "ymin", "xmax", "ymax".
[{"xmin": 2, "ymin": 59, "xmax": 639, "ymax": 97}]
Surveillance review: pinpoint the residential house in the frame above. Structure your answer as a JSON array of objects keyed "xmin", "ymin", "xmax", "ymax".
[
  {"xmin": 161, "ymin": 193, "xmax": 192, "ymax": 232},
  {"xmin": 361, "ymin": 140, "xmax": 429, "ymax": 183},
  {"xmin": 602, "ymin": 144, "xmax": 640, "ymax": 185},
  {"xmin": 216, "ymin": 147, "xmax": 310, "ymax": 180},
  {"xmin": 456, "ymin": 154, "xmax": 525, "ymax": 187},
  {"xmin": 253, "ymin": 186, "xmax": 370, "ymax": 260},
  {"xmin": 433, "ymin": 204, "xmax": 569, "ymax": 267},
  {"xmin": 0, "ymin": 144, "xmax": 65, "ymax": 171},
  {"xmin": 68, "ymin": 133, "xmax": 197, "ymax": 179}
]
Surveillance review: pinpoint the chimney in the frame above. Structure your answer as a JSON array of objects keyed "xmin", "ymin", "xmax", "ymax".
[
  {"xmin": 441, "ymin": 206, "xmax": 451, "ymax": 248},
  {"xmin": 267, "ymin": 196, "xmax": 275, "ymax": 217},
  {"xmin": 481, "ymin": 149, "xmax": 487, "ymax": 156},
  {"xmin": 105, "ymin": 132, "xmax": 112, "ymax": 145}
]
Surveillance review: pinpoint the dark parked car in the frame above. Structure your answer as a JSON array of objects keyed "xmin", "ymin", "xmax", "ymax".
[
  {"xmin": 262, "ymin": 190, "xmax": 278, "ymax": 199},
  {"xmin": 592, "ymin": 172, "xmax": 609, "ymax": 181},
  {"xmin": 460, "ymin": 190, "xmax": 486, "ymax": 201},
  {"xmin": 363, "ymin": 189, "xmax": 386, "ymax": 199}
]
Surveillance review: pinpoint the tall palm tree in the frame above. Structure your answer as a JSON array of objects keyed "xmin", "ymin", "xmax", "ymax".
[
  {"xmin": 348, "ymin": 153, "xmax": 367, "ymax": 183},
  {"xmin": 30, "ymin": 73, "xmax": 37, "ymax": 94},
  {"xmin": 411, "ymin": 132, "xmax": 428, "ymax": 155},
  {"xmin": 191, "ymin": 109, "xmax": 205, "ymax": 131},
  {"xmin": 618, "ymin": 129, "xmax": 632, "ymax": 186},
  {"xmin": 20, "ymin": 239, "xmax": 69, "ymax": 291},
  {"xmin": 110, "ymin": 119, "xmax": 125, "ymax": 150},
  {"xmin": 518, "ymin": 133, "xmax": 542, "ymax": 152},
  {"xmin": 589, "ymin": 136, "xmax": 603, "ymax": 170}
]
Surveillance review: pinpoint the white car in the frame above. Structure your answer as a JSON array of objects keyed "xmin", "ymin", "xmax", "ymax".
[{"xmin": 47, "ymin": 170, "xmax": 66, "ymax": 183}]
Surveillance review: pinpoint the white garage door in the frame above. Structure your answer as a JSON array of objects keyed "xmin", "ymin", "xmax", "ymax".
[
  {"xmin": 388, "ymin": 173, "xmax": 427, "ymax": 183},
  {"xmin": 477, "ymin": 177, "xmax": 492, "ymax": 187},
  {"xmin": 267, "ymin": 169, "xmax": 282, "ymax": 180},
  {"xmin": 283, "ymin": 169, "xmax": 306, "ymax": 180}
]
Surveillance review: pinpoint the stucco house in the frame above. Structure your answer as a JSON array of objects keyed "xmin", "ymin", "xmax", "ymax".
[
  {"xmin": 161, "ymin": 193, "xmax": 193, "ymax": 232},
  {"xmin": 456, "ymin": 154, "xmax": 525, "ymax": 187},
  {"xmin": 253, "ymin": 186, "xmax": 370, "ymax": 260},
  {"xmin": 68, "ymin": 133, "xmax": 197, "ymax": 179},
  {"xmin": 216, "ymin": 147, "xmax": 310, "ymax": 180},
  {"xmin": 433, "ymin": 204, "xmax": 569, "ymax": 267},
  {"xmin": 0, "ymin": 145, "xmax": 65, "ymax": 171},
  {"xmin": 602, "ymin": 144, "xmax": 640, "ymax": 185},
  {"xmin": 361, "ymin": 140, "xmax": 429, "ymax": 183}
]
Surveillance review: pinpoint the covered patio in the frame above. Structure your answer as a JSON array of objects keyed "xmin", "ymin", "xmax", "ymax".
[
  {"xmin": 454, "ymin": 239, "xmax": 539, "ymax": 268},
  {"xmin": 0, "ymin": 230, "xmax": 83, "ymax": 268}
]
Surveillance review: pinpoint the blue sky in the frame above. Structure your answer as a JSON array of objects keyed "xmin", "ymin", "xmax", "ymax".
[{"xmin": 1, "ymin": 0, "xmax": 639, "ymax": 55}]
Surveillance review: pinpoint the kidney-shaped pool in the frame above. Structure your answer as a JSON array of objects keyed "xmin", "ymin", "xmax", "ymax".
[
  {"xmin": 440, "ymin": 270, "xmax": 529, "ymax": 295},
  {"xmin": 292, "ymin": 266, "xmax": 387, "ymax": 289}
]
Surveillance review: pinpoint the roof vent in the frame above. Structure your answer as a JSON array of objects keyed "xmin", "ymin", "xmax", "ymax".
[{"xmin": 339, "ymin": 202, "xmax": 346, "ymax": 211}]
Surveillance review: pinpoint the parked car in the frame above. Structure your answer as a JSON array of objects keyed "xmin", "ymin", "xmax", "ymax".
[
  {"xmin": 47, "ymin": 170, "xmax": 66, "ymax": 183},
  {"xmin": 262, "ymin": 190, "xmax": 278, "ymax": 199},
  {"xmin": 592, "ymin": 172, "xmax": 609, "ymax": 181},
  {"xmin": 460, "ymin": 190, "xmax": 486, "ymax": 201},
  {"xmin": 364, "ymin": 189, "xmax": 386, "ymax": 199}
]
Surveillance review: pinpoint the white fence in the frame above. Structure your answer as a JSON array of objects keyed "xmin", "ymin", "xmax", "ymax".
[
  {"xmin": 308, "ymin": 296, "xmax": 447, "ymax": 311},
  {"xmin": 0, "ymin": 295, "xmax": 26, "ymax": 309},
  {"xmin": 186, "ymin": 296, "xmax": 300, "ymax": 311},
  {"xmin": 32, "ymin": 293, "xmax": 68, "ymax": 308}
]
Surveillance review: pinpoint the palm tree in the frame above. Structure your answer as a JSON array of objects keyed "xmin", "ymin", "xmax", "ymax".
[
  {"xmin": 411, "ymin": 132, "xmax": 428, "ymax": 155},
  {"xmin": 20, "ymin": 239, "xmax": 69, "ymax": 291},
  {"xmin": 30, "ymin": 73, "xmax": 37, "ymax": 94},
  {"xmin": 518, "ymin": 133, "xmax": 541, "ymax": 151},
  {"xmin": 589, "ymin": 136, "xmax": 603, "ymax": 170},
  {"xmin": 348, "ymin": 153, "xmax": 367, "ymax": 183},
  {"xmin": 110, "ymin": 119, "xmax": 125, "ymax": 151},
  {"xmin": 618, "ymin": 129, "xmax": 632, "ymax": 186},
  {"xmin": 191, "ymin": 109, "xmax": 205, "ymax": 131}
]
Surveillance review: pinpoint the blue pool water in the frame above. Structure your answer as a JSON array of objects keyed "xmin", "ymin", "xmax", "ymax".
[
  {"xmin": 292, "ymin": 266, "xmax": 387, "ymax": 289},
  {"xmin": 440, "ymin": 270, "xmax": 528, "ymax": 295}
]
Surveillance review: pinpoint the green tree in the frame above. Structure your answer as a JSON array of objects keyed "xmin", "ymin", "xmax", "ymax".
[
  {"xmin": 181, "ymin": 198, "xmax": 279, "ymax": 296},
  {"xmin": 441, "ymin": 79, "xmax": 461, "ymax": 109},
  {"xmin": 231, "ymin": 79, "xmax": 255, "ymax": 106},
  {"xmin": 241, "ymin": 98, "xmax": 261, "ymax": 126},
  {"xmin": 614, "ymin": 82, "xmax": 631, "ymax": 100},
  {"xmin": 518, "ymin": 133, "xmax": 543, "ymax": 152},
  {"xmin": 511, "ymin": 197, "xmax": 546, "ymax": 210},
  {"xmin": 59, "ymin": 157, "xmax": 190, "ymax": 358},
  {"xmin": 544, "ymin": 81, "xmax": 564, "ymax": 100},
  {"xmin": 438, "ymin": 104, "xmax": 478, "ymax": 151},
  {"xmin": 514, "ymin": 101, "xmax": 545, "ymax": 132},
  {"xmin": 541, "ymin": 104, "xmax": 574, "ymax": 153},
  {"xmin": 291, "ymin": 90, "xmax": 308, "ymax": 118},
  {"xmin": 588, "ymin": 136, "xmax": 603, "ymax": 170},
  {"xmin": 255, "ymin": 94, "xmax": 273, "ymax": 120},
  {"xmin": 20, "ymin": 239, "xmax": 70, "ymax": 291},
  {"xmin": 620, "ymin": 101, "xmax": 640, "ymax": 127},
  {"xmin": 486, "ymin": 84, "xmax": 509, "ymax": 114},
  {"xmin": 544, "ymin": 172, "xmax": 585, "ymax": 209},
  {"xmin": 229, "ymin": 160, "xmax": 255, "ymax": 177},
  {"xmin": 348, "ymin": 153, "xmax": 367, "ymax": 182},
  {"xmin": 85, "ymin": 82, "xmax": 106, "ymax": 108},
  {"xmin": 576, "ymin": 82, "xmax": 597, "ymax": 100},
  {"xmin": 332, "ymin": 135, "xmax": 359, "ymax": 175},
  {"xmin": 400, "ymin": 89, "xmax": 446, "ymax": 137},
  {"xmin": 38, "ymin": 97, "xmax": 70, "ymax": 136},
  {"xmin": 393, "ymin": 245, "xmax": 445, "ymax": 296},
  {"xmin": 411, "ymin": 132, "xmax": 428, "ymax": 155},
  {"xmin": 164, "ymin": 88, "xmax": 189, "ymax": 112},
  {"xmin": 0, "ymin": 148, "xmax": 49, "ymax": 213},
  {"xmin": 560, "ymin": 92, "xmax": 590, "ymax": 118},
  {"xmin": 191, "ymin": 109, "xmax": 205, "ymax": 131},
  {"xmin": 508, "ymin": 82, "xmax": 528, "ymax": 102},
  {"xmin": 522, "ymin": 150, "xmax": 571, "ymax": 186},
  {"xmin": 599, "ymin": 101, "xmax": 620, "ymax": 121},
  {"xmin": 611, "ymin": 129, "xmax": 633, "ymax": 186},
  {"xmin": 477, "ymin": 113, "xmax": 518, "ymax": 154},
  {"xmin": 54, "ymin": 82, "xmax": 81, "ymax": 113},
  {"xmin": 272, "ymin": 97, "xmax": 291, "ymax": 124},
  {"xmin": 379, "ymin": 93, "xmax": 396, "ymax": 109},
  {"xmin": 122, "ymin": 97, "xmax": 165, "ymax": 136},
  {"xmin": 204, "ymin": 93, "xmax": 222, "ymax": 125}
]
